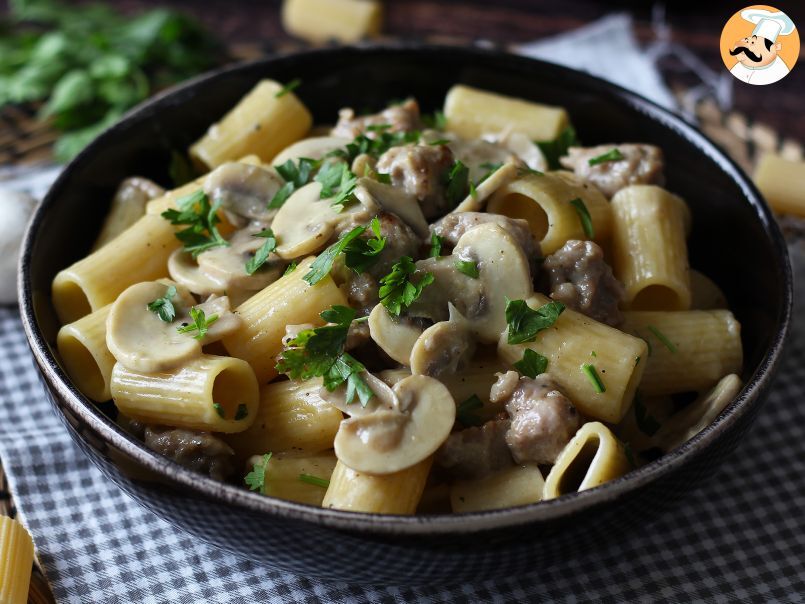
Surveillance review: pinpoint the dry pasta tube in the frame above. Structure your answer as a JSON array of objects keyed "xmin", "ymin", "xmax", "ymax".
[
  {"xmin": 753, "ymin": 152, "xmax": 805, "ymax": 217},
  {"xmin": 450, "ymin": 465, "xmax": 544, "ymax": 513},
  {"xmin": 543, "ymin": 422, "xmax": 630, "ymax": 500},
  {"xmin": 52, "ymin": 214, "xmax": 179, "ymax": 324},
  {"xmin": 498, "ymin": 294, "xmax": 647, "ymax": 423},
  {"xmin": 443, "ymin": 84, "xmax": 569, "ymax": 142},
  {"xmin": 281, "ymin": 0, "xmax": 382, "ymax": 43},
  {"xmin": 0, "ymin": 516, "xmax": 34, "ymax": 604},
  {"xmin": 248, "ymin": 452, "xmax": 337, "ymax": 506},
  {"xmin": 322, "ymin": 457, "xmax": 432, "ymax": 514},
  {"xmin": 222, "ymin": 257, "xmax": 348, "ymax": 383},
  {"xmin": 190, "ymin": 80, "xmax": 313, "ymax": 170},
  {"xmin": 611, "ymin": 185, "xmax": 692, "ymax": 311},
  {"xmin": 225, "ymin": 378, "xmax": 342, "ymax": 460},
  {"xmin": 487, "ymin": 172, "xmax": 611, "ymax": 255},
  {"xmin": 56, "ymin": 304, "xmax": 114, "ymax": 402},
  {"xmin": 111, "ymin": 354, "xmax": 259, "ymax": 433},
  {"xmin": 622, "ymin": 310, "xmax": 742, "ymax": 396},
  {"xmin": 689, "ymin": 270, "xmax": 727, "ymax": 310}
]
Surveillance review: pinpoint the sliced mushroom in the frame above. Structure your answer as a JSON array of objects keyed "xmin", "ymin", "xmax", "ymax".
[
  {"xmin": 272, "ymin": 181, "xmax": 341, "ymax": 259},
  {"xmin": 410, "ymin": 303, "xmax": 476, "ymax": 377},
  {"xmin": 271, "ymin": 136, "xmax": 352, "ymax": 167},
  {"xmin": 452, "ymin": 223, "xmax": 533, "ymax": 342},
  {"xmin": 354, "ymin": 177, "xmax": 430, "ymax": 238},
  {"xmin": 351, "ymin": 153, "xmax": 376, "ymax": 177},
  {"xmin": 188, "ymin": 294, "xmax": 241, "ymax": 344},
  {"xmin": 320, "ymin": 371, "xmax": 398, "ymax": 418},
  {"xmin": 196, "ymin": 228, "xmax": 282, "ymax": 293},
  {"xmin": 168, "ymin": 249, "xmax": 227, "ymax": 297},
  {"xmin": 368, "ymin": 303, "xmax": 425, "ymax": 365},
  {"xmin": 406, "ymin": 256, "xmax": 486, "ymax": 322},
  {"xmin": 334, "ymin": 374, "xmax": 456, "ymax": 475},
  {"xmin": 203, "ymin": 161, "xmax": 282, "ymax": 223},
  {"xmin": 453, "ymin": 159, "xmax": 520, "ymax": 213},
  {"xmin": 496, "ymin": 131, "xmax": 547, "ymax": 172}
]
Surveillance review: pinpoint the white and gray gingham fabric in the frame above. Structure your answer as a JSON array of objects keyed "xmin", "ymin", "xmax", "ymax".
[{"xmin": 0, "ymin": 243, "xmax": 802, "ymax": 603}]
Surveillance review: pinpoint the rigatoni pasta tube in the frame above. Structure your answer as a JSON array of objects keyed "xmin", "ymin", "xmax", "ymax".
[
  {"xmin": 543, "ymin": 422, "xmax": 630, "ymax": 500},
  {"xmin": 622, "ymin": 310, "xmax": 742, "ymax": 396},
  {"xmin": 110, "ymin": 354, "xmax": 258, "ymax": 433},
  {"xmin": 190, "ymin": 80, "xmax": 313, "ymax": 170},
  {"xmin": 281, "ymin": 0, "xmax": 382, "ymax": 43},
  {"xmin": 92, "ymin": 177, "xmax": 163, "ymax": 250},
  {"xmin": 498, "ymin": 294, "xmax": 647, "ymax": 423},
  {"xmin": 52, "ymin": 214, "xmax": 179, "ymax": 324},
  {"xmin": 222, "ymin": 257, "xmax": 348, "ymax": 383},
  {"xmin": 753, "ymin": 152, "xmax": 805, "ymax": 217},
  {"xmin": 249, "ymin": 453, "xmax": 337, "ymax": 506},
  {"xmin": 0, "ymin": 516, "xmax": 34, "ymax": 604},
  {"xmin": 611, "ymin": 185, "xmax": 692, "ymax": 311},
  {"xmin": 56, "ymin": 304, "xmax": 114, "ymax": 402},
  {"xmin": 225, "ymin": 378, "xmax": 342, "ymax": 460},
  {"xmin": 487, "ymin": 172, "xmax": 611, "ymax": 255},
  {"xmin": 451, "ymin": 465, "xmax": 544, "ymax": 513},
  {"xmin": 322, "ymin": 457, "xmax": 432, "ymax": 514},
  {"xmin": 444, "ymin": 84, "xmax": 569, "ymax": 142}
]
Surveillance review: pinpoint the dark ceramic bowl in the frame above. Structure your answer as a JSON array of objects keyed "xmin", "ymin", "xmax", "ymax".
[{"xmin": 19, "ymin": 45, "xmax": 792, "ymax": 584}]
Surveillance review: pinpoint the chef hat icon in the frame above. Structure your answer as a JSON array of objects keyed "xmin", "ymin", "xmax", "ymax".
[{"xmin": 741, "ymin": 8, "xmax": 796, "ymax": 42}]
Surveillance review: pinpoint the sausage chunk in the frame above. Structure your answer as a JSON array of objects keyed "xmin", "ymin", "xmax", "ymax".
[
  {"xmin": 492, "ymin": 371, "xmax": 581, "ymax": 465},
  {"xmin": 430, "ymin": 211, "xmax": 540, "ymax": 259},
  {"xmin": 375, "ymin": 144, "xmax": 456, "ymax": 219},
  {"xmin": 331, "ymin": 98, "xmax": 422, "ymax": 139},
  {"xmin": 543, "ymin": 239, "xmax": 625, "ymax": 326},
  {"xmin": 144, "ymin": 426, "xmax": 235, "ymax": 481},
  {"xmin": 436, "ymin": 418, "xmax": 513, "ymax": 480},
  {"xmin": 559, "ymin": 144, "xmax": 664, "ymax": 198}
]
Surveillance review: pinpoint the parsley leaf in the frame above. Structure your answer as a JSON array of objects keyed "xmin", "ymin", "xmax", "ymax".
[
  {"xmin": 303, "ymin": 225, "xmax": 367, "ymax": 285},
  {"xmin": 378, "ymin": 256, "xmax": 435, "ymax": 316},
  {"xmin": 234, "ymin": 404, "xmax": 249, "ymax": 421},
  {"xmin": 342, "ymin": 216, "xmax": 386, "ymax": 274},
  {"xmin": 582, "ymin": 363, "xmax": 606, "ymax": 393},
  {"xmin": 275, "ymin": 78, "xmax": 301, "ymax": 98},
  {"xmin": 421, "ymin": 110, "xmax": 447, "ymax": 129},
  {"xmin": 513, "ymin": 348, "xmax": 549, "ymax": 378},
  {"xmin": 245, "ymin": 453, "xmax": 272, "ymax": 494},
  {"xmin": 283, "ymin": 260, "xmax": 298, "ymax": 276},
  {"xmin": 634, "ymin": 397, "xmax": 661, "ymax": 436},
  {"xmin": 588, "ymin": 148, "xmax": 624, "ymax": 166},
  {"xmin": 176, "ymin": 307, "xmax": 218, "ymax": 340},
  {"xmin": 245, "ymin": 228, "xmax": 277, "ymax": 275},
  {"xmin": 299, "ymin": 474, "xmax": 330, "ymax": 488},
  {"xmin": 429, "ymin": 233, "xmax": 444, "ymax": 258},
  {"xmin": 569, "ymin": 197, "xmax": 595, "ymax": 239},
  {"xmin": 213, "ymin": 403, "xmax": 225, "ymax": 418},
  {"xmin": 161, "ymin": 190, "xmax": 229, "ymax": 258},
  {"xmin": 332, "ymin": 129, "xmax": 421, "ymax": 164},
  {"xmin": 647, "ymin": 325, "xmax": 677, "ymax": 353},
  {"xmin": 477, "ymin": 161, "xmax": 503, "ymax": 184},
  {"xmin": 268, "ymin": 157, "xmax": 321, "ymax": 209},
  {"xmin": 456, "ymin": 394, "xmax": 484, "ymax": 427},
  {"xmin": 455, "ymin": 259, "xmax": 479, "ymax": 278},
  {"xmin": 315, "ymin": 161, "xmax": 357, "ymax": 211},
  {"xmin": 444, "ymin": 159, "xmax": 469, "ymax": 207},
  {"xmin": 146, "ymin": 285, "xmax": 177, "ymax": 322},
  {"xmin": 505, "ymin": 299, "xmax": 565, "ymax": 345},
  {"xmin": 535, "ymin": 125, "xmax": 578, "ymax": 169}
]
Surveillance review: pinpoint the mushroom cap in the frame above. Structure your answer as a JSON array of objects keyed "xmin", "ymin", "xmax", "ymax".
[
  {"xmin": 196, "ymin": 229, "xmax": 281, "ymax": 293},
  {"xmin": 203, "ymin": 161, "xmax": 282, "ymax": 222},
  {"xmin": 271, "ymin": 136, "xmax": 352, "ymax": 167},
  {"xmin": 410, "ymin": 303, "xmax": 476, "ymax": 377},
  {"xmin": 368, "ymin": 303, "xmax": 424, "ymax": 365},
  {"xmin": 354, "ymin": 177, "xmax": 430, "ymax": 238},
  {"xmin": 106, "ymin": 281, "xmax": 201, "ymax": 373},
  {"xmin": 168, "ymin": 248, "xmax": 227, "ymax": 297},
  {"xmin": 452, "ymin": 223, "xmax": 533, "ymax": 342},
  {"xmin": 334, "ymin": 374, "xmax": 456, "ymax": 475},
  {"xmin": 272, "ymin": 181, "xmax": 340, "ymax": 259},
  {"xmin": 321, "ymin": 371, "xmax": 398, "ymax": 418}
]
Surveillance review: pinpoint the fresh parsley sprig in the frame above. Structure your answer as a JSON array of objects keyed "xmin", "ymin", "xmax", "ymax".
[
  {"xmin": 146, "ymin": 285, "xmax": 177, "ymax": 323},
  {"xmin": 275, "ymin": 78, "xmax": 301, "ymax": 98},
  {"xmin": 245, "ymin": 453, "xmax": 272, "ymax": 494},
  {"xmin": 342, "ymin": 217, "xmax": 386, "ymax": 274},
  {"xmin": 303, "ymin": 225, "xmax": 367, "ymax": 285},
  {"xmin": 176, "ymin": 307, "xmax": 218, "ymax": 340},
  {"xmin": 456, "ymin": 394, "xmax": 484, "ymax": 427},
  {"xmin": 647, "ymin": 325, "xmax": 677, "ymax": 353},
  {"xmin": 569, "ymin": 197, "xmax": 595, "ymax": 239},
  {"xmin": 444, "ymin": 159, "xmax": 469, "ymax": 207},
  {"xmin": 633, "ymin": 396, "xmax": 661, "ymax": 436},
  {"xmin": 429, "ymin": 233, "xmax": 444, "ymax": 258},
  {"xmin": 245, "ymin": 228, "xmax": 277, "ymax": 275},
  {"xmin": 505, "ymin": 299, "xmax": 565, "ymax": 345},
  {"xmin": 588, "ymin": 148, "xmax": 625, "ymax": 166},
  {"xmin": 269, "ymin": 157, "xmax": 321, "ymax": 209},
  {"xmin": 582, "ymin": 363, "xmax": 606, "ymax": 393},
  {"xmin": 378, "ymin": 256, "xmax": 435, "ymax": 316},
  {"xmin": 330, "ymin": 128, "xmax": 421, "ymax": 164},
  {"xmin": 161, "ymin": 190, "xmax": 229, "ymax": 257},
  {"xmin": 421, "ymin": 110, "xmax": 447, "ymax": 130},
  {"xmin": 315, "ymin": 161, "xmax": 358, "ymax": 211},
  {"xmin": 513, "ymin": 348, "xmax": 549, "ymax": 378},
  {"xmin": 455, "ymin": 259, "xmax": 479, "ymax": 279},
  {"xmin": 536, "ymin": 125, "xmax": 578, "ymax": 169},
  {"xmin": 299, "ymin": 474, "xmax": 330, "ymax": 488}
]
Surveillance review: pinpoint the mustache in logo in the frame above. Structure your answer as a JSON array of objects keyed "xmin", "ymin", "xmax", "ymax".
[{"xmin": 730, "ymin": 46, "xmax": 763, "ymax": 62}]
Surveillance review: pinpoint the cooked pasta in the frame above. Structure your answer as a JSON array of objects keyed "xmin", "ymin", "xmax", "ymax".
[
  {"xmin": 0, "ymin": 516, "xmax": 34, "ymax": 604},
  {"xmin": 281, "ymin": 0, "xmax": 383, "ymax": 44},
  {"xmin": 54, "ymin": 83, "xmax": 743, "ymax": 514}
]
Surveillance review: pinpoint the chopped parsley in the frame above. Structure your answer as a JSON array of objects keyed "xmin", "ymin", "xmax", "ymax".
[
  {"xmin": 588, "ymin": 148, "xmax": 624, "ymax": 166},
  {"xmin": 176, "ymin": 307, "xmax": 218, "ymax": 340},
  {"xmin": 634, "ymin": 397, "xmax": 661, "ymax": 436},
  {"xmin": 535, "ymin": 125, "xmax": 578, "ymax": 169},
  {"xmin": 647, "ymin": 325, "xmax": 677, "ymax": 353},
  {"xmin": 478, "ymin": 161, "xmax": 503, "ymax": 184},
  {"xmin": 454, "ymin": 259, "xmax": 479, "ymax": 279},
  {"xmin": 456, "ymin": 394, "xmax": 484, "ymax": 427},
  {"xmin": 332, "ymin": 129, "xmax": 421, "ymax": 163},
  {"xmin": 623, "ymin": 442, "xmax": 637, "ymax": 468},
  {"xmin": 146, "ymin": 285, "xmax": 177, "ymax": 323},
  {"xmin": 429, "ymin": 233, "xmax": 444, "ymax": 258},
  {"xmin": 444, "ymin": 159, "xmax": 470, "ymax": 207},
  {"xmin": 314, "ymin": 161, "xmax": 358, "ymax": 211},
  {"xmin": 421, "ymin": 110, "xmax": 447, "ymax": 130},
  {"xmin": 342, "ymin": 217, "xmax": 386, "ymax": 274},
  {"xmin": 569, "ymin": 197, "xmax": 595, "ymax": 239},
  {"xmin": 275, "ymin": 78, "xmax": 301, "ymax": 98},
  {"xmin": 234, "ymin": 404, "xmax": 249, "ymax": 421},
  {"xmin": 245, "ymin": 453, "xmax": 272, "ymax": 494},
  {"xmin": 513, "ymin": 349, "xmax": 549, "ymax": 378},
  {"xmin": 276, "ymin": 305, "xmax": 374, "ymax": 406},
  {"xmin": 269, "ymin": 157, "xmax": 321, "ymax": 209},
  {"xmin": 161, "ymin": 190, "xmax": 229, "ymax": 257},
  {"xmin": 283, "ymin": 260, "xmax": 298, "ymax": 276},
  {"xmin": 245, "ymin": 228, "xmax": 277, "ymax": 275},
  {"xmin": 302, "ymin": 225, "xmax": 366, "ymax": 285},
  {"xmin": 378, "ymin": 256, "xmax": 435, "ymax": 316},
  {"xmin": 213, "ymin": 403, "xmax": 225, "ymax": 418},
  {"xmin": 374, "ymin": 172, "xmax": 392, "ymax": 184},
  {"xmin": 582, "ymin": 363, "xmax": 606, "ymax": 393},
  {"xmin": 505, "ymin": 299, "xmax": 565, "ymax": 345},
  {"xmin": 299, "ymin": 474, "xmax": 330, "ymax": 488}
]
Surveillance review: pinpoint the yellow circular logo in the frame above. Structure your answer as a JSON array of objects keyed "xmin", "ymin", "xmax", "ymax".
[{"xmin": 720, "ymin": 5, "xmax": 799, "ymax": 85}]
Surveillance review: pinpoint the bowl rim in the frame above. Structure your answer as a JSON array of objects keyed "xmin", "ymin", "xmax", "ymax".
[{"xmin": 18, "ymin": 43, "xmax": 793, "ymax": 536}]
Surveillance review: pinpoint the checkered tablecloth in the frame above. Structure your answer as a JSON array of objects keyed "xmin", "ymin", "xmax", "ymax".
[{"xmin": 0, "ymin": 241, "xmax": 802, "ymax": 603}]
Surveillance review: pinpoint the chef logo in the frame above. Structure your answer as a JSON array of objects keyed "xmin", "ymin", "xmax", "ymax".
[{"xmin": 720, "ymin": 5, "xmax": 799, "ymax": 85}]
